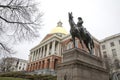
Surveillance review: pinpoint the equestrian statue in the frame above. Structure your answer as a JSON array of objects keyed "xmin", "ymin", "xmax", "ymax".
[
  {"xmin": 68, "ymin": 12, "xmax": 94, "ymax": 55},
  {"xmin": 68, "ymin": 12, "xmax": 84, "ymax": 48}
]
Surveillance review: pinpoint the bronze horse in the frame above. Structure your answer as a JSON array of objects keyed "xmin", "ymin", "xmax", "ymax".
[
  {"xmin": 68, "ymin": 12, "xmax": 94, "ymax": 54},
  {"xmin": 68, "ymin": 12, "xmax": 84, "ymax": 48}
]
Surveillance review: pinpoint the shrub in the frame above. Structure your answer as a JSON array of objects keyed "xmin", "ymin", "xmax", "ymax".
[{"xmin": 0, "ymin": 72, "xmax": 57, "ymax": 80}]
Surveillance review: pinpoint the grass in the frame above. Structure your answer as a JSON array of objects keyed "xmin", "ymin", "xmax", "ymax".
[{"xmin": 0, "ymin": 77, "xmax": 29, "ymax": 80}]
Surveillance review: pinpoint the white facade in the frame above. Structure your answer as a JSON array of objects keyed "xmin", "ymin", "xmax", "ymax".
[
  {"xmin": 100, "ymin": 33, "xmax": 120, "ymax": 72},
  {"xmin": 28, "ymin": 21, "xmax": 67, "ymax": 63},
  {"xmin": 16, "ymin": 59, "xmax": 28, "ymax": 71},
  {"xmin": 4, "ymin": 57, "xmax": 28, "ymax": 72},
  {"xmin": 29, "ymin": 34, "xmax": 64, "ymax": 63}
]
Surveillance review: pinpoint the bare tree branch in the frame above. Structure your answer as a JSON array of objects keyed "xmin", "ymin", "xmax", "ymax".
[
  {"xmin": 0, "ymin": 16, "xmax": 34, "ymax": 24},
  {"xmin": 0, "ymin": 43, "xmax": 6, "ymax": 50},
  {"xmin": 7, "ymin": 0, "xmax": 14, "ymax": 6},
  {"xmin": 0, "ymin": 42, "xmax": 14, "ymax": 54},
  {"xmin": 0, "ymin": 0, "xmax": 43, "ymax": 57}
]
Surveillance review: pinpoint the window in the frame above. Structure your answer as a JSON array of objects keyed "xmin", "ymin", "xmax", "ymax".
[
  {"xmin": 19, "ymin": 66, "xmax": 21, "ymax": 69},
  {"xmin": 12, "ymin": 68, "xmax": 14, "ymax": 70},
  {"xmin": 103, "ymin": 51, "xmax": 107, "ymax": 58},
  {"xmin": 67, "ymin": 42, "xmax": 72, "ymax": 50},
  {"xmin": 114, "ymin": 59, "xmax": 120, "ymax": 69},
  {"xmin": 110, "ymin": 42, "xmax": 115, "ymax": 47},
  {"xmin": 112, "ymin": 49, "xmax": 117, "ymax": 57},
  {"xmin": 102, "ymin": 45, "xmax": 105, "ymax": 50}
]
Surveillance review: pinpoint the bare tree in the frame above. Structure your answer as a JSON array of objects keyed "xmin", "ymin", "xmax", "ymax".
[
  {"xmin": 0, "ymin": 0, "xmax": 43, "ymax": 56},
  {"xmin": 0, "ymin": 57, "xmax": 15, "ymax": 72}
]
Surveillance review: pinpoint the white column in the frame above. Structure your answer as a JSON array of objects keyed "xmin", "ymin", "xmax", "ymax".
[
  {"xmin": 40, "ymin": 47, "xmax": 43, "ymax": 58},
  {"xmin": 33, "ymin": 52, "xmax": 35, "ymax": 61},
  {"xmin": 59, "ymin": 43, "xmax": 62, "ymax": 56},
  {"xmin": 35, "ymin": 50, "xmax": 37, "ymax": 61},
  {"xmin": 57, "ymin": 43, "xmax": 60, "ymax": 56},
  {"xmin": 43, "ymin": 46, "xmax": 45, "ymax": 58},
  {"xmin": 36, "ymin": 50, "xmax": 38, "ymax": 60},
  {"xmin": 30, "ymin": 52, "xmax": 33, "ymax": 62},
  {"xmin": 46, "ymin": 43, "xmax": 50, "ymax": 56},
  {"xmin": 51, "ymin": 40, "xmax": 55, "ymax": 54},
  {"xmin": 37, "ymin": 50, "xmax": 39, "ymax": 60},
  {"xmin": 34, "ymin": 51, "xmax": 36, "ymax": 61},
  {"xmin": 44, "ymin": 45, "xmax": 47, "ymax": 57},
  {"xmin": 37, "ymin": 49, "xmax": 39, "ymax": 60},
  {"xmin": 43, "ymin": 46, "xmax": 45, "ymax": 57},
  {"xmin": 39, "ymin": 48, "xmax": 41, "ymax": 59},
  {"xmin": 32, "ymin": 52, "xmax": 34, "ymax": 61},
  {"xmin": 30, "ymin": 54, "xmax": 32, "ymax": 62}
]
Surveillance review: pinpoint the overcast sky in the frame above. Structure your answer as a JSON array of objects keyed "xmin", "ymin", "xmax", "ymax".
[{"xmin": 13, "ymin": 0, "xmax": 120, "ymax": 60}]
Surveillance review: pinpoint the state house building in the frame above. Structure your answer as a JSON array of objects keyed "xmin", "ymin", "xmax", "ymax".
[{"xmin": 26, "ymin": 21, "xmax": 101, "ymax": 75}]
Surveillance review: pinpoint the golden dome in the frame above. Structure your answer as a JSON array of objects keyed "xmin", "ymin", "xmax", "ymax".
[{"xmin": 50, "ymin": 21, "xmax": 68, "ymax": 34}]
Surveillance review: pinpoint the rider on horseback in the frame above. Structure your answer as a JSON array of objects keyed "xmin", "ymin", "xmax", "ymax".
[
  {"xmin": 77, "ymin": 17, "xmax": 87, "ymax": 35},
  {"xmin": 77, "ymin": 17, "xmax": 94, "ymax": 54},
  {"xmin": 77, "ymin": 17, "xmax": 83, "ymax": 28}
]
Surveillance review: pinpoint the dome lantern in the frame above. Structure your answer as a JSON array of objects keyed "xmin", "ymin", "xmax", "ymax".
[
  {"xmin": 57, "ymin": 21, "xmax": 62, "ymax": 27},
  {"xmin": 50, "ymin": 21, "xmax": 68, "ymax": 35}
]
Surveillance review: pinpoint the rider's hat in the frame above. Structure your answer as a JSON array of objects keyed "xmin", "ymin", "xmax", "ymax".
[{"xmin": 78, "ymin": 17, "xmax": 82, "ymax": 20}]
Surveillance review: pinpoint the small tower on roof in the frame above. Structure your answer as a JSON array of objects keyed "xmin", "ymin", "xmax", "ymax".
[
  {"xmin": 50, "ymin": 21, "xmax": 68, "ymax": 35},
  {"xmin": 57, "ymin": 21, "xmax": 62, "ymax": 27}
]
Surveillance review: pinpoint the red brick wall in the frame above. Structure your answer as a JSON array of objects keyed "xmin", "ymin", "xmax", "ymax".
[{"xmin": 27, "ymin": 55, "xmax": 61, "ymax": 72}]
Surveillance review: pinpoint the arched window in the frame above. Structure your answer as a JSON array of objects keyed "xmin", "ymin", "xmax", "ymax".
[
  {"xmin": 47, "ymin": 59, "xmax": 50, "ymax": 69},
  {"xmin": 54, "ymin": 59, "xmax": 58, "ymax": 70},
  {"xmin": 67, "ymin": 42, "xmax": 72, "ymax": 50}
]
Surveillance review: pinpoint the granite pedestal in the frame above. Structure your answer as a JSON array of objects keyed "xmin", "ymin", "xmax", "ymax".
[{"xmin": 57, "ymin": 48, "xmax": 109, "ymax": 80}]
